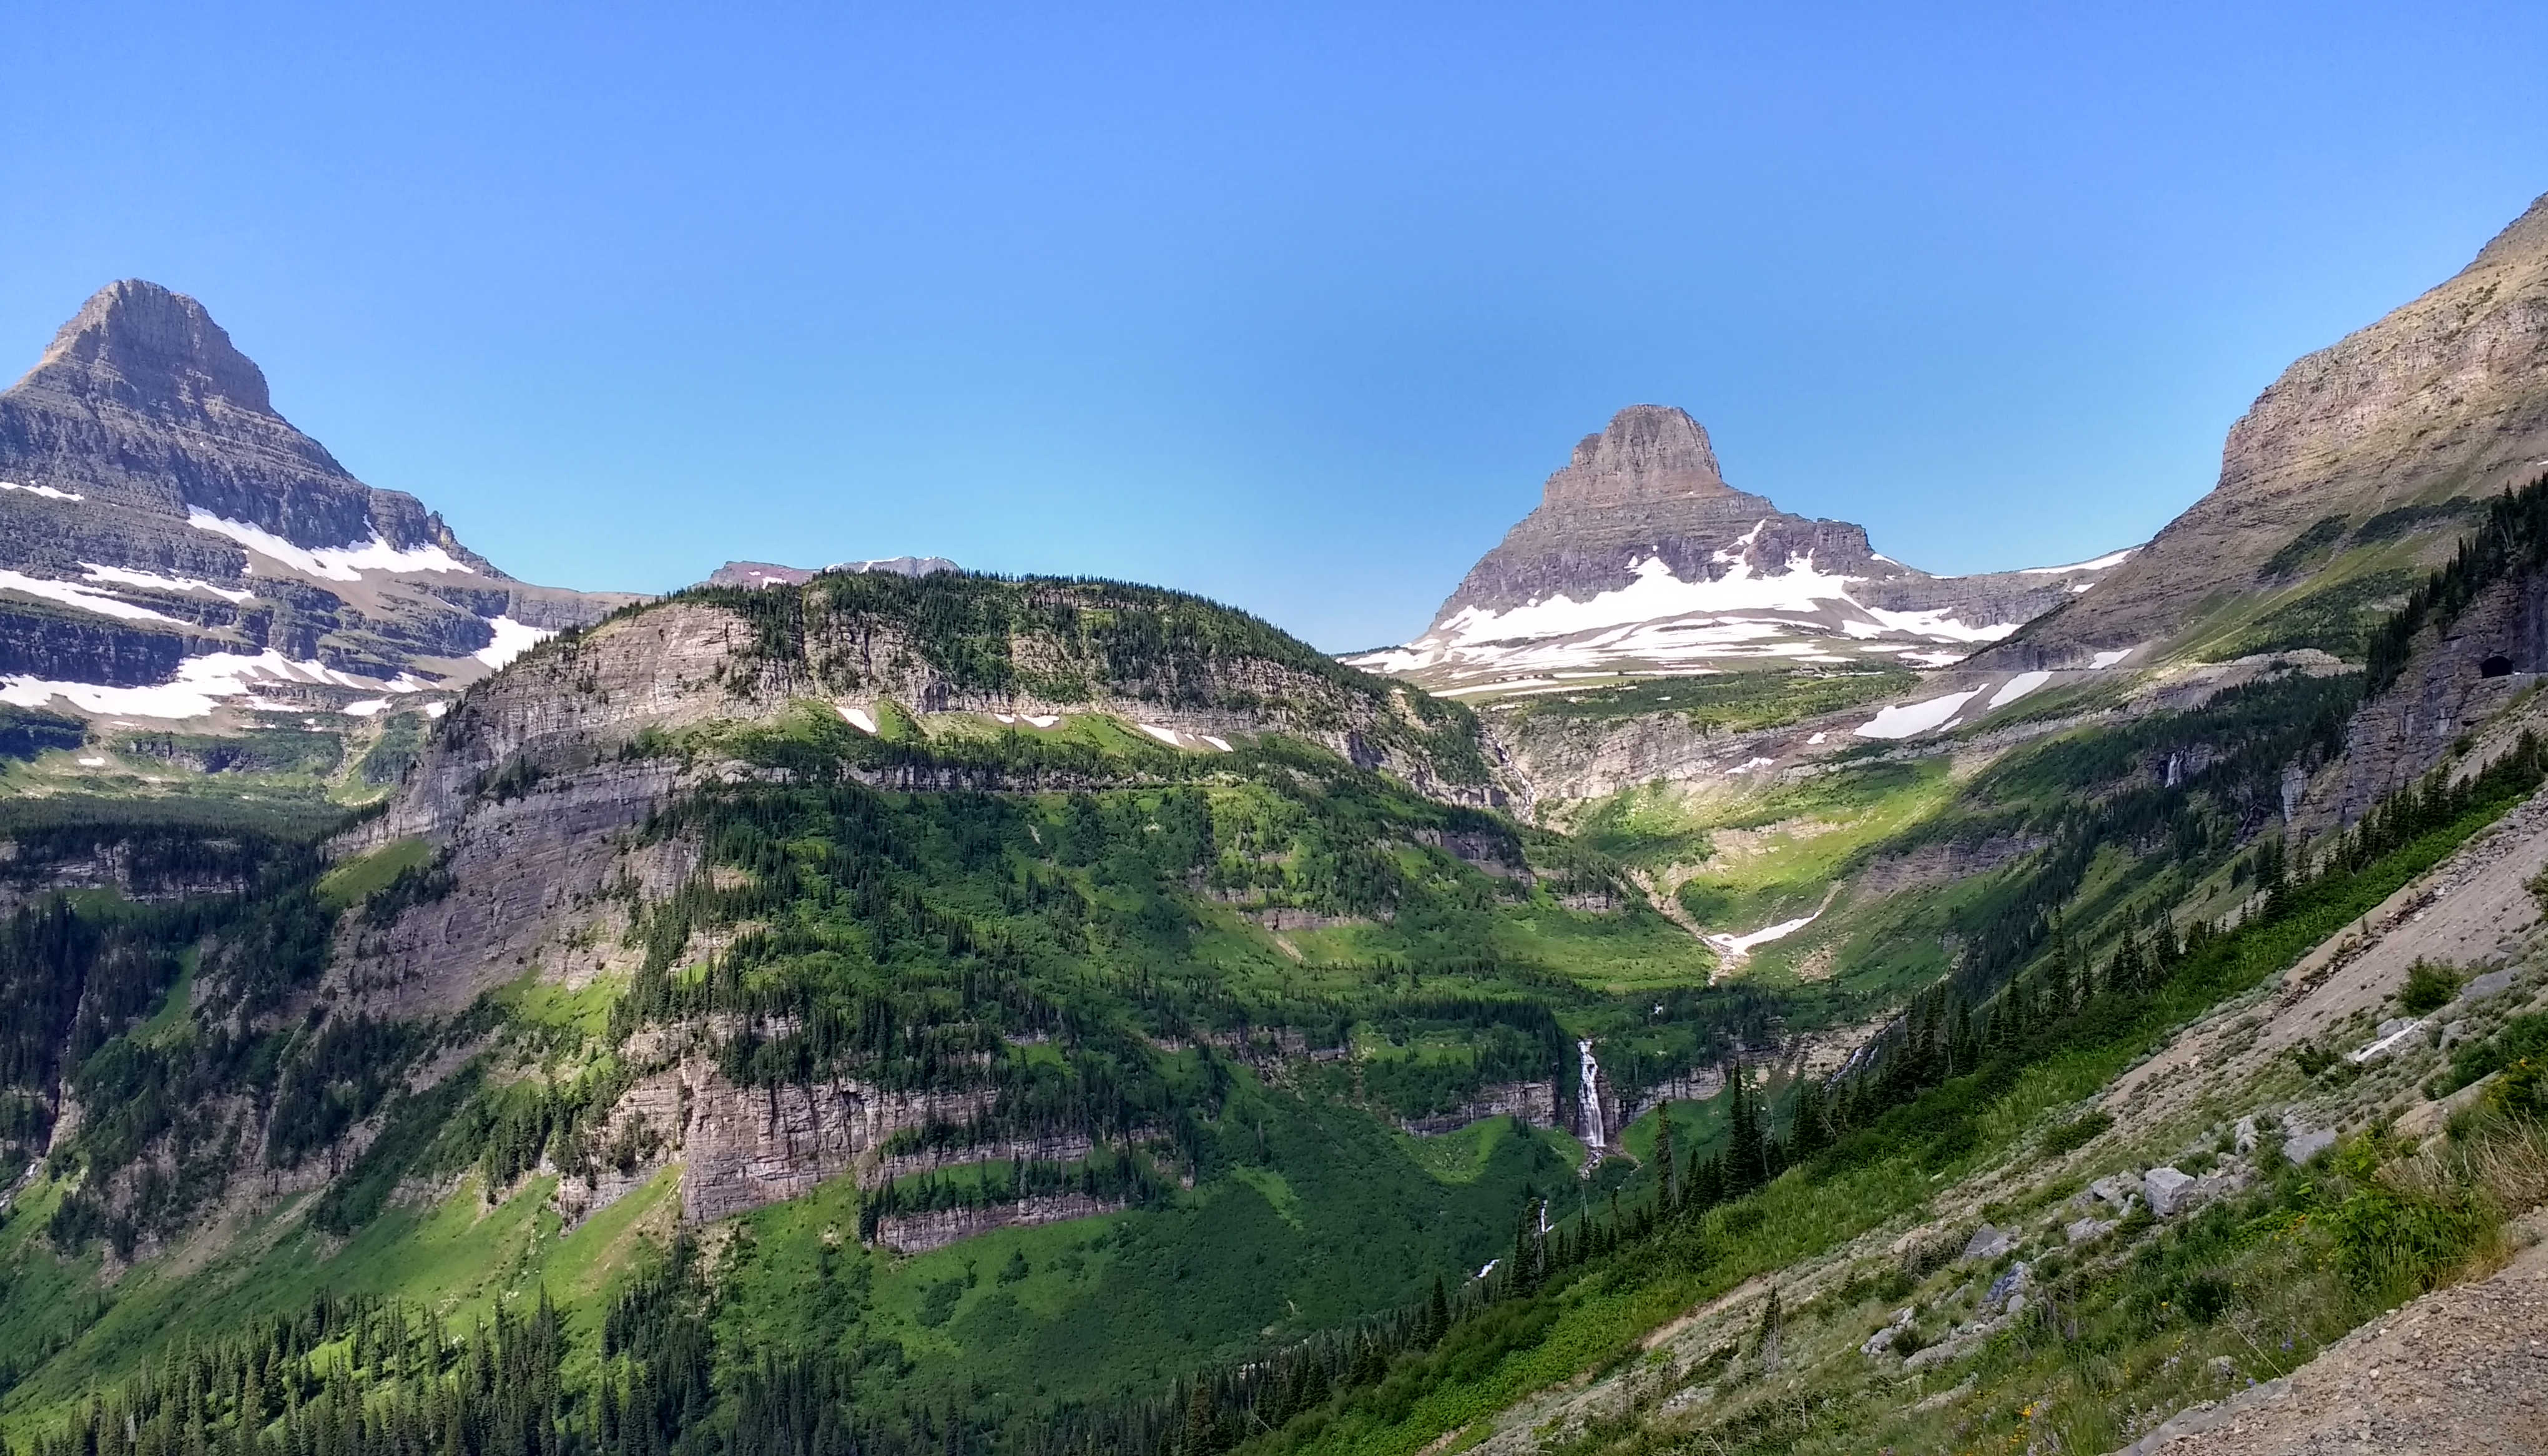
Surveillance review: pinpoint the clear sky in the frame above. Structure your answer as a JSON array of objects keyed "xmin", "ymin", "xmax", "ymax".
[{"xmin": 6, "ymin": 2, "xmax": 2546, "ymax": 650}]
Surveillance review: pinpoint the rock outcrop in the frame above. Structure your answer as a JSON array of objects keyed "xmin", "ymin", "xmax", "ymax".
[{"xmin": 1350, "ymin": 406, "xmax": 2130, "ymax": 693}]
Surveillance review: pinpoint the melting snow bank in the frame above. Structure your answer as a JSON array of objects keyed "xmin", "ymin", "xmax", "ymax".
[
  {"xmin": 838, "ymin": 706, "xmax": 878, "ymax": 734},
  {"xmin": 0, "ymin": 481, "xmax": 82, "ymax": 501},
  {"xmin": 79, "ymin": 562, "xmax": 255, "ymax": 603},
  {"xmin": 1988, "ymin": 670, "xmax": 2052, "ymax": 709},
  {"xmin": 2017, "ymin": 546, "xmax": 2136, "ymax": 576},
  {"xmin": 2090, "ymin": 647, "xmax": 2135, "ymax": 669},
  {"xmin": 0, "ymin": 651, "xmax": 426, "ymax": 720},
  {"xmin": 1703, "ymin": 910, "xmax": 1825, "ymax": 961},
  {"xmin": 1853, "ymin": 687, "xmax": 1983, "ymax": 739},
  {"xmin": 188, "ymin": 509, "xmax": 473, "ymax": 581},
  {"xmin": 0, "ymin": 569, "xmax": 185, "ymax": 623},
  {"xmin": 473, "ymin": 616, "xmax": 555, "ymax": 669}
]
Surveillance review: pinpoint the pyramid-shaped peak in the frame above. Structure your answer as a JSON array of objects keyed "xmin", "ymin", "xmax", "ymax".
[
  {"xmin": 19, "ymin": 279, "xmax": 275, "ymax": 416},
  {"xmin": 1544, "ymin": 405, "xmax": 1729, "ymax": 508}
]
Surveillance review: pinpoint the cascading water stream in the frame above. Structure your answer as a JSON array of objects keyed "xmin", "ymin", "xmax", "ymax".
[{"xmin": 1577, "ymin": 1038, "xmax": 1606, "ymax": 1150}]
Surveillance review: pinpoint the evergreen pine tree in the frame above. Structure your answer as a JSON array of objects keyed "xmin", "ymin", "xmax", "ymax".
[
  {"xmin": 1651, "ymin": 1098, "xmax": 1677, "ymax": 1211},
  {"xmin": 1724, "ymin": 1060, "xmax": 1766, "ymax": 1193}
]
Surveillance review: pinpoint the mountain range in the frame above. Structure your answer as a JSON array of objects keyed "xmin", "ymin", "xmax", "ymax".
[{"xmin": 7, "ymin": 192, "xmax": 2548, "ymax": 1456}]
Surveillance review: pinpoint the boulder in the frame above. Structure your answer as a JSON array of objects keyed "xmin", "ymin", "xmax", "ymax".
[
  {"xmin": 1860, "ymin": 1308, "xmax": 1917, "ymax": 1358},
  {"xmin": 1959, "ymin": 1222, "xmax": 2012, "ymax": 1262},
  {"xmin": 2283, "ymin": 1124, "xmax": 2338, "ymax": 1166},
  {"xmin": 2233, "ymin": 1116, "xmax": 2258, "ymax": 1154},
  {"xmin": 2067, "ymin": 1215, "xmax": 2117, "ymax": 1244},
  {"xmin": 2084, "ymin": 1173, "xmax": 2140, "ymax": 1211},
  {"xmin": 1984, "ymin": 1261, "xmax": 2031, "ymax": 1312},
  {"xmin": 2144, "ymin": 1166, "xmax": 2197, "ymax": 1217},
  {"xmin": 2454, "ymin": 968, "xmax": 2519, "ymax": 1007}
]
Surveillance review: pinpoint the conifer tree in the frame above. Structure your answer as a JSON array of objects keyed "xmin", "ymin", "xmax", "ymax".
[{"xmin": 1651, "ymin": 1098, "xmax": 1677, "ymax": 1210}]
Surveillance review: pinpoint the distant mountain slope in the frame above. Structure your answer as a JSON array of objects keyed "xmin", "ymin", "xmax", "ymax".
[
  {"xmin": 0, "ymin": 281, "xmax": 636, "ymax": 724},
  {"xmin": 703, "ymin": 555, "xmax": 958, "ymax": 588},
  {"xmin": 1985, "ymin": 190, "xmax": 2548, "ymax": 668},
  {"xmin": 1349, "ymin": 406, "xmax": 2130, "ymax": 695}
]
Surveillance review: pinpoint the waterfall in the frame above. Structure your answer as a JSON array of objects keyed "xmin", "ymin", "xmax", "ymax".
[{"xmin": 1577, "ymin": 1038, "xmax": 1606, "ymax": 1149}]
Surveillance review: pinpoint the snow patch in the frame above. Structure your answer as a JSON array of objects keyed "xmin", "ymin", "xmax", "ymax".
[
  {"xmin": 2018, "ymin": 548, "xmax": 2135, "ymax": 576},
  {"xmin": 0, "ymin": 569, "xmax": 185, "ymax": 623},
  {"xmin": 1987, "ymin": 671, "xmax": 2052, "ymax": 709},
  {"xmin": 76, "ymin": 755, "xmax": 106, "ymax": 767},
  {"xmin": 1025, "ymin": 714, "xmax": 1060, "ymax": 728},
  {"xmin": 0, "ymin": 651, "xmax": 418, "ymax": 721},
  {"xmin": 1137, "ymin": 724, "xmax": 1184, "ymax": 748},
  {"xmin": 80, "ymin": 563, "xmax": 255, "ymax": 603},
  {"xmin": 2089, "ymin": 648, "xmax": 2134, "ymax": 669},
  {"xmin": 839, "ymin": 706, "xmax": 877, "ymax": 734},
  {"xmin": 1856, "ymin": 605, "xmax": 2019, "ymax": 644},
  {"xmin": 1704, "ymin": 908, "xmax": 1826, "ymax": 961},
  {"xmin": 1854, "ymin": 688, "xmax": 1984, "ymax": 739},
  {"xmin": 473, "ymin": 616, "xmax": 554, "ymax": 670},
  {"xmin": 342, "ymin": 699, "xmax": 390, "ymax": 717},
  {"xmin": 188, "ymin": 509, "xmax": 473, "ymax": 581},
  {"xmin": 1200, "ymin": 734, "xmax": 1232, "ymax": 752},
  {"xmin": 0, "ymin": 481, "xmax": 84, "ymax": 502}
]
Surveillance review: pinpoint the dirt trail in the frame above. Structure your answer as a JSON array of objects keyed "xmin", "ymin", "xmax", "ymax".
[{"xmin": 2122, "ymin": 1219, "xmax": 2548, "ymax": 1455}]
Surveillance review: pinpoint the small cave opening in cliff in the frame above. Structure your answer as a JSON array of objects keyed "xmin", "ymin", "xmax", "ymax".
[{"xmin": 2481, "ymin": 654, "xmax": 2515, "ymax": 679}]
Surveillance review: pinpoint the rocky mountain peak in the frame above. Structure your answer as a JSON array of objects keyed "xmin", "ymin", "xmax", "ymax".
[
  {"xmin": 1544, "ymin": 405, "xmax": 1729, "ymax": 509},
  {"xmin": 1350, "ymin": 404, "xmax": 2131, "ymax": 693},
  {"xmin": 22, "ymin": 280, "xmax": 277, "ymax": 420}
]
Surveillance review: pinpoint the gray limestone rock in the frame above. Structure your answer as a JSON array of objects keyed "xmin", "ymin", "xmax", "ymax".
[
  {"xmin": 2067, "ymin": 1215, "xmax": 2117, "ymax": 1244},
  {"xmin": 1984, "ymin": 1261, "xmax": 2031, "ymax": 1311},
  {"xmin": 2145, "ymin": 1166, "xmax": 2197, "ymax": 1217},
  {"xmin": 2284, "ymin": 1124, "xmax": 2338, "ymax": 1166},
  {"xmin": 1959, "ymin": 1222, "xmax": 2012, "ymax": 1262}
]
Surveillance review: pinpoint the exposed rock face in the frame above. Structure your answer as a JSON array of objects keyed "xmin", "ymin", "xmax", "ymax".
[
  {"xmin": 2296, "ymin": 568, "xmax": 2547, "ymax": 833},
  {"xmin": 1985, "ymin": 191, "xmax": 2548, "ymax": 667},
  {"xmin": 875, "ymin": 1193, "xmax": 1130, "ymax": 1256},
  {"xmin": 1397, "ymin": 1081, "xmax": 1559, "ymax": 1137},
  {"xmin": 0, "ymin": 280, "xmax": 636, "ymax": 722},
  {"xmin": 1351, "ymin": 406, "xmax": 2129, "ymax": 692}
]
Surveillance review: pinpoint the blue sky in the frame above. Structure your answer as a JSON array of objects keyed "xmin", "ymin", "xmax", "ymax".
[{"xmin": 5, "ymin": 2, "xmax": 2546, "ymax": 650}]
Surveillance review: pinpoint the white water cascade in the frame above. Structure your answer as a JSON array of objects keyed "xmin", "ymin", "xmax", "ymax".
[{"xmin": 1577, "ymin": 1038, "xmax": 1606, "ymax": 1150}]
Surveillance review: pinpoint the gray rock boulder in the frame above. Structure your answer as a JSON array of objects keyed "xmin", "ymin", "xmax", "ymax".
[
  {"xmin": 1984, "ymin": 1261, "xmax": 2031, "ymax": 1312},
  {"xmin": 2067, "ymin": 1215, "xmax": 2117, "ymax": 1244},
  {"xmin": 2145, "ymin": 1166, "xmax": 2197, "ymax": 1217},
  {"xmin": 1959, "ymin": 1222, "xmax": 2012, "ymax": 1262},
  {"xmin": 2283, "ymin": 1124, "xmax": 2338, "ymax": 1166}
]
